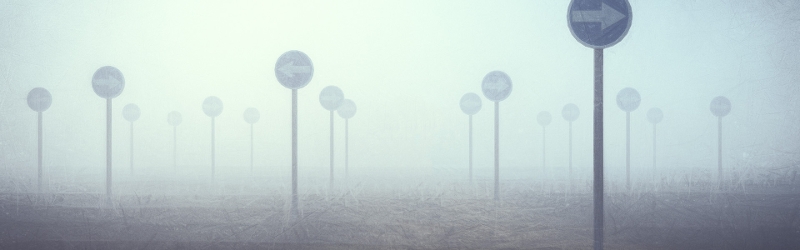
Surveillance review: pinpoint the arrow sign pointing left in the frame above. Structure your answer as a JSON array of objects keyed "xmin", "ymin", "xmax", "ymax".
[
  {"xmin": 571, "ymin": 3, "xmax": 625, "ymax": 30},
  {"xmin": 278, "ymin": 61, "xmax": 312, "ymax": 78}
]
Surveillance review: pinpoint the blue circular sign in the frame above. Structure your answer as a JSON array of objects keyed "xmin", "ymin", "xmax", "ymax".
[{"xmin": 568, "ymin": 0, "xmax": 632, "ymax": 49}]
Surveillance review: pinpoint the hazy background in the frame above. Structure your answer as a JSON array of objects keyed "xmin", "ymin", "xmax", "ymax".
[{"xmin": 1, "ymin": 0, "xmax": 799, "ymax": 187}]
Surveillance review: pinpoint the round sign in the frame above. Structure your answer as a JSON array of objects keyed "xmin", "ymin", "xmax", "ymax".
[
  {"xmin": 647, "ymin": 107, "xmax": 663, "ymax": 124},
  {"xmin": 27, "ymin": 87, "xmax": 52, "ymax": 112},
  {"xmin": 319, "ymin": 86, "xmax": 344, "ymax": 111},
  {"xmin": 275, "ymin": 50, "xmax": 314, "ymax": 89},
  {"xmin": 481, "ymin": 71, "xmax": 513, "ymax": 102},
  {"xmin": 460, "ymin": 93, "xmax": 482, "ymax": 115},
  {"xmin": 562, "ymin": 103, "xmax": 580, "ymax": 122},
  {"xmin": 91, "ymin": 66, "xmax": 125, "ymax": 99},
  {"xmin": 710, "ymin": 96, "xmax": 731, "ymax": 117},
  {"xmin": 537, "ymin": 111, "xmax": 552, "ymax": 127},
  {"xmin": 616, "ymin": 87, "xmax": 640, "ymax": 112},
  {"xmin": 337, "ymin": 99, "xmax": 357, "ymax": 119},
  {"xmin": 168, "ymin": 111, "xmax": 182, "ymax": 126},
  {"xmin": 568, "ymin": 0, "xmax": 632, "ymax": 49},
  {"xmin": 122, "ymin": 103, "xmax": 141, "ymax": 122},
  {"xmin": 243, "ymin": 107, "xmax": 260, "ymax": 124},
  {"xmin": 203, "ymin": 96, "xmax": 223, "ymax": 118}
]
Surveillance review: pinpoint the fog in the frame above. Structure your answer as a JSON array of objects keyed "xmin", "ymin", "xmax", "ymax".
[{"xmin": 1, "ymin": 0, "xmax": 799, "ymax": 249}]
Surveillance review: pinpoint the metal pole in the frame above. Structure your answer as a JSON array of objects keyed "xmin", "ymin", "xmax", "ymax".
[
  {"xmin": 653, "ymin": 123, "xmax": 656, "ymax": 181},
  {"xmin": 291, "ymin": 89, "xmax": 299, "ymax": 218},
  {"xmin": 494, "ymin": 101, "xmax": 500, "ymax": 201},
  {"xmin": 469, "ymin": 114, "xmax": 473, "ymax": 183},
  {"xmin": 718, "ymin": 116, "xmax": 722, "ymax": 189},
  {"xmin": 345, "ymin": 119, "xmax": 349, "ymax": 178},
  {"xmin": 626, "ymin": 111, "xmax": 630, "ymax": 191},
  {"xmin": 251, "ymin": 123, "xmax": 254, "ymax": 174},
  {"xmin": 569, "ymin": 121, "xmax": 573, "ymax": 182},
  {"xmin": 211, "ymin": 117, "xmax": 215, "ymax": 180},
  {"xmin": 106, "ymin": 98, "xmax": 113, "ymax": 206},
  {"xmin": 330, "ymin": 110, "xmax": 334, "ymax": 190},
  {"xmin": 173, "ymin": 126, "xmax": 177, "ymax": 173},
  {"xmin": 38, "ymin": 112, "xmax": 43, "ymax": 193},
  {"xmin": 593, "ymin": 48, "xmax": 604, "ymax": 250},
  {"xmin": 543, "ymin": 126, "xmax": 546, "ymax": 180},
  {"xmin": 130, "ymin": 121, "xmax": 134, "ymax": 175}
]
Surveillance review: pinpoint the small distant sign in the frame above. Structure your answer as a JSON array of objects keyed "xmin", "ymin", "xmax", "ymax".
[
  {"xmin": 647, "ymin": 108, "xmax": 663, "ymax": 124},
  {"xmin": 710, "ymin": 96, "xmax": 731, "ymax": 117},
  {"xmin": 122, "ymin": 104, "xmax": 141, "ymax": 122},
  {"xmin": 203, "ymin": 96, "xmax": 223, "ymax": 118},
  {"xmin": 168, "ymin": 111, "xmax": 182, "ymax": 126},
  {"xmin": 537, "ymin": 111, "xmax": 552, "ymax": 127},
  {"xmin": 244, "ymin": 107, "xmax": 260, "ymax": 124},
  {"xmin": 616, "ymin": 87, "xmax": 640, "ymax": 112},
  {"xmin": 92, "ymin": 66, "xmax": 125, "ymax": 99},
  {"xmin": 319, "ymin": 86, "xmax": 344, "ymax": 111},
  {"xmin": 562, "ymin": 103, "xmax": 580, "ymax": 122},
  {"xmin": 27, "ymin": 87, "xmax": 52, "ymax": 112},
  {"xmin": 460, "ymin": 93, "xmax": 482, "ymax": 115},
  {"xmin": 337, "ymin": 99, "xmax": 357, "ymax": 119},
  {"xmin": 275, "ymin": 50, "xmax": 314, "ymax": 89},
  {"xmin": 481, "ymin": 71, "xmax": 513, "ymax": 102}
]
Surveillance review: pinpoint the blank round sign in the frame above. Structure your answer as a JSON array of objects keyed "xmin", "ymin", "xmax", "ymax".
[
  {"xmin": 460, "ymin": 93, "xmax": 482, "ymax": 115},
  {"xmin": 91, "ymin": 66, "xmax": 125, "ymax": 99},
  {"xmin": 168, "ymin": 111, "xmax": 182, "ymax": 126},
  {"xmin": 710, "ymin": 96, "xmax": 731, "ymax": 117},
  {"xmin": 537, "ymin": 111, "xmax": 552, "ymax": 127},
  {"xmin": 27, "ymin": 87, "xmax": 52, "ymax": 112},
  {"xmin": 481, "ymin": 71, "xmax": 513, "ymax": 102},
  {"xmin": 319, "ymin": 86, "xmax": 344, "ymax": 111},
  {"xmin": 122, "ymin": 103, "xmax": 141, "ymax": 122},
  {"xmin": 647, "ymin": 108, "xmax": 663, "ymax": 124},
  {"xmin": 337, "ymin": 99, "xmax": 356, "ymax": 119},
  {"xmin": 562, "ymin": 103, "xmax": 579, "ymax": 122},
  {"xmin": 616, "ymin": 87, "xmax": 641, "ymax": 112},
  {"xmin": 275, "ymin": 50, "xmax": 314, "ymax": 89},
  {"xmin": 203, "ymin": 96, "xmax": 223, "ymax": 118},
  {"xmin": 243, "ymin": 107, "xmax": 260, "ymax": 124}
]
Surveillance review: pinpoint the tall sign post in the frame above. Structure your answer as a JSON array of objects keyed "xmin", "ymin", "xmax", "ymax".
[
  {"xmin": 460, "ymin": 93, "xmax": 482, "ymax": 183},
  {"xmin": 337, "ymin": 99, "xmax": 357, "ymax": 179},
  {"xmin": 567, "ymin": 0, "xmax": 632, "ymax": 249},
  {"xmin": 274, "ymin": 50, "xmax": 314, "ymax": 219},
  {"xmin": 646, "ymin": 108, "xmax": 663, "ymax": 181},
  {"xmin": 203, "ymin": 96, "xmax": 223, "ymax": 180},
  {"xmin": 537, "ymin": 111, "xmax": 552, "ymax": 180},
  {"xmin": 123, "ymin": 104, "xmax": 140, "ymax": 175},
  {"xmin": 27, "ymin": 87, "xmax": 52, "ymax": 193},
  {"xmin": 481, "ymin": 71, "xmax": 513, "ymax": 201},
  {"xmin": 710, "ymin": 96, "xmax": 731, "ymax": 189},
  {"xmin": 244, "ymin": 108, "xmax": 260, "ymax": 173},
  {"xmin": 562, "ymin": 103, "xmax": 580, "ymax": 182},
  {"xmin": 168, "ymin": 111, "xmax": 182, "ymax": 172},
  {"xmin": 319, "ymin": 86, "xmax": 344, "ymax": 189},
  {"xmin": 91, "ymin": 66, "xmax": 125, "ymax": 206},
  {"xmin": 616, "ymin": 87, "xmax": 640, "ymax": 191}
]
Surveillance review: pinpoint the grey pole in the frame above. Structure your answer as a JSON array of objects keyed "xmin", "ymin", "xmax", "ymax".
[
  {"xmin": 330, "ymin": 110, "xmax": 334, "ymax": 190},
  {"xmin": 250, "ymin": 123, "xmax": 254, "ymax": 174},
  {"xmin": 543, "ymin": 126, "xmax": 546, "ymax": 180},
  {"xmin": 211, "ymin": 117, "xmax": 215, "ymax": 180},
  {"xmin": 173, "ymin": 126, "xmax": 177, "ymax": 172},
  {"xmin": 569, "ymin": 121, "xmax": 573, "ymax": 182},
  {"xmin": 345, "ymin": 118, "xmax": 349, "ymax": 178},
  {"xmin": 494, "ymin": 101, "xmax": 500, "ymax": 201},
  {"xmin": 469, "ymin": 114, "xmax": 473, "ymax": 183},
  {"xmin": 626, "ymin": 111, "xmax": 631, "ymax": 191},
  {"xmin": 38, "ymin": 112, "xmax": 43, "ymax": 193},
  {"xmin": 593, "ymin": 48, "xmax": 604, "ymax": 250},
  {"xmin": 718, "ymin": 116, "xmax": 722, "ymax": 189},
  {"xmin": 292, "ymin": 89, "xmax": 299, "ymax": 218},
  {"xmin": 653, "ymin": 123, "xmax": 656, "ymax": 181},
  {"xmin": 130, "ymin": 121, "xmax": 134, "ymax": 175},
  {"xmin": 106, "ymin": 98, "xmax": 113, "ymax": 206}
]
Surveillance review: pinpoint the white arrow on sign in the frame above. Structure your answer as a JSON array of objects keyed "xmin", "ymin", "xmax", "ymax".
[
  {"xmin": 278, "ymin": 61, "xmax": 312, "ymax": 78},
  {"xmin": 487, "ymin": 80, "xmax": 509, "ymax": 93},
  {"xmin": 571, "ymin": 3, "xmax": 625, "ymax": 30},
  {"xmin": 96, "ymin": 75, "xmax": 121, "ymax": 88}
]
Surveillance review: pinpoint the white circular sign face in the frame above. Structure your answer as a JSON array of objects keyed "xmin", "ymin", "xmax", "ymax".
[
  {"xmin": 647, "ymin": 107, "xmax": 663, "ymax": 124},
  {"xmin": 481, "ymin": 71, "xmax": 513, "ymax": 102},
  {"xmin": 27, "ymin": 87, "xmax": 52, "ymax": 112},
  {"xmin": 243, "ymin": 107, "xmax": 260, "ymax": 124},
  {"xmin": 616, "ymin": 87, "xmax": 640, "ymax": 112},
  {"xmin": 460, "ymin": 93, "xmax": 482, "ymax": 115},
  {"xmin": 275, "ymin": 50, "xmax": 314, "ymax": 89},
  {"xmin": 561, "ymin": 103, "xmax": 579, "ymax": 122},
  {"xmin": 122, "ymin": 103, "xmax": 141, "ymax": 122},
  {"xmin": 91, "ymin": 66, "xmax": 125, "ymax": 99},
  {"xmin": 203, "ymin": 96, "xmax": 223, "ymax": 118},
  {"xmin": 319, "ymin": 86, "xmax": 344, "ymax": 111},
  {"xmin": 710, "ymin": 96, "xmax": 731, "ymax": 117},
  {"xmin": 537, "ymin": 111, "xmax": 552, "ymax": 127},
  {"xmin": 168, "ymin": 111, "xmax": 182, "ymax": 126},
  {"xmin": 337, "ymin": 99, "xmax": 356, "ymax": 119}
]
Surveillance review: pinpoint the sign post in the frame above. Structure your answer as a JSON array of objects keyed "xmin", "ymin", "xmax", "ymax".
[
  {"xmin": 710, "ymin": 96, "xmax": 731, "ymax": 189},
  {"xmin": 91, "ymin": 66, "xmax": 125, "ymax": 206},
  {"xmin": 562, "ymin": 103, "xmax": 580, "ymax": 183},
  {"xmin": 460, "ymin": 93, "xmax": 482, "ymax": 183},
  {"xmin": 27, "ymin": 87, "xmax": 52, "ymax": 193},
  {"xmin": 168, "ymin": 111, "xmax": 182, "ymax": 172},
  {"xmin": 481, "ymin": 71, "xmax": 513, "ymax": 201},
  {"xmin": 616, "ymin": 87, "xmax": 640, "ymax": 191},
  {"xmin": 337, "ymin": 99, "xmax": 356, "ymax": 179},
  {"xmin": 646, "ymin": 108, "xmax": 663, "ymax": 181},
  {"xmin": 537, "ymin": 111, "xmax": 552, "ymax": 180},
  {"xmin": 274, "ymin": 50, "xmax": 314, "ymax": 219},
  {"xmin": 203, "ymin": 96, "xmax": 223, "ymax": 180},
  {"xmin": 123, "ymin": 104, "xmax": 140, "ymax": 175},
  {"xmin": 244, "ymin": 108, "xmax": 260, "ymax": 174},
  {"xmin": 567, "ymin": 0, "xmax": 632, "ymax": 248},
  {"xmin": 319, "ymin": 86, "xmax": 344, "ymax": 189}
]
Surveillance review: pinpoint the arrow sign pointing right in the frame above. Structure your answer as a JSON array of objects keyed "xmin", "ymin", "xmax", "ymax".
[
  {"xmin": 571, "ymin": 3, "xmax": 625, "ymax": 30},
  {"xmin": 278, "ymin": 61, "xmax": 312, "ymax": 78}
]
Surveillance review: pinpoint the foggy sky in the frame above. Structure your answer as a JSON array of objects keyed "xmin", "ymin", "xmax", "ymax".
[{"xmin": 1, "ymin": 0, "xmax": 798, "ymax": 184}]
